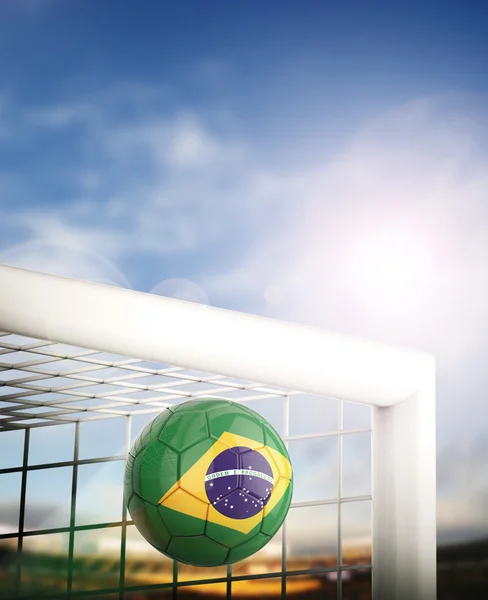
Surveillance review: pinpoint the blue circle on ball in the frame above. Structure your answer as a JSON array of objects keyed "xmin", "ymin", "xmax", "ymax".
[{"xmin": 205, "ymin": 446, "xmax": 274, "ymax": 519}]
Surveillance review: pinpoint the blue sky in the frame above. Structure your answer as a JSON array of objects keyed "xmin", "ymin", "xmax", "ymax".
[{"xmin": 1, "ymin": 0, "xmax": 488, "ymax": 546}]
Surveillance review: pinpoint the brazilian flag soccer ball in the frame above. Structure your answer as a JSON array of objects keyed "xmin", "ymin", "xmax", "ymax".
[{"xmin": 124, "ymin": 398, "xmax": 293, "ymax": 566}]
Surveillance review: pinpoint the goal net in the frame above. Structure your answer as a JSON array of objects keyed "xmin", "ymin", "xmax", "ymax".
[{"xmin": 0, "ymin": 264, "xmax": 436, "ymax": 600}]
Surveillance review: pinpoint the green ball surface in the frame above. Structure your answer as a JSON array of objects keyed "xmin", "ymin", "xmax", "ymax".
[{"xmin": 124, "ymin": 398, "xmax": 293, "ymax": 567}]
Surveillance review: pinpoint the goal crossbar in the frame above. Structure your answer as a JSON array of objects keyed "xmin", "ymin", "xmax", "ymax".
[{"xmin": 0, "ymin": 264, "xmax": 432, "ymax": 407}]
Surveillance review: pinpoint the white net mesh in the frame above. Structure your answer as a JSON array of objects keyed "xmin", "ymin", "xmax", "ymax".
[{"xmin": 0, "ymin": 332, "xmax": 301, "ymax": 429}]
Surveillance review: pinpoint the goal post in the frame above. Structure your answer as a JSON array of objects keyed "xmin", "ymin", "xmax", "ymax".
[{"xmin": 0, "ymin": 263, "xmax": 436, "ymax": 599}]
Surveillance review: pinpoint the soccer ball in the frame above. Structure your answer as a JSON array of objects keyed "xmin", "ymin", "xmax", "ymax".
[{"xmin": 124, "ymin": 398, "xmax": 293, "ymax": 566}]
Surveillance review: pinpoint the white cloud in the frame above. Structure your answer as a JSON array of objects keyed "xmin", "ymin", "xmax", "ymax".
[
  {"xmin": 11, "ymin": 213, "xmax": 125, "ymax": 257},
  {"xmin": 1, "ymin": 99, "xmax": 260, "ymax": 284},
  {"xmin": 0, "ymin": 238, "xmax": 131, "ymax": 288},
  {"xmin": 105, "ymin": 111, "xmax": 244, "ymax": 170},
  {"xmin": 26, "ymin": 103, "xmax": 97, "ymax": 128}
]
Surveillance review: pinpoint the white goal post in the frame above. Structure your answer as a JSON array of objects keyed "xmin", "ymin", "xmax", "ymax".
[{"xmin": 0, "ymin": 263, "xmax": 436, "ymax": 600}]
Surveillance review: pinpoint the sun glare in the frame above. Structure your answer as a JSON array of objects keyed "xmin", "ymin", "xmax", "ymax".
[{"xmin": 348, "ymin": 231, "xmax": 433, "ymax": 315}]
